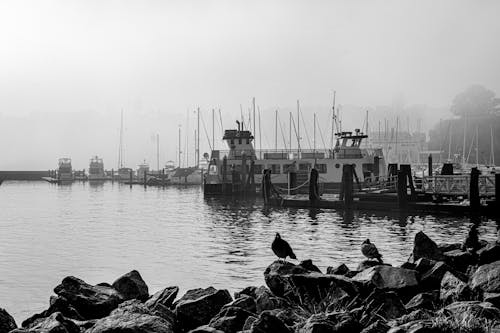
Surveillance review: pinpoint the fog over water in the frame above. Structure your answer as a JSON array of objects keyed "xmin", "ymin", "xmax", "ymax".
[{"xmin": 1, "ymin": 0, "xmax": 500, "ymax": 169}]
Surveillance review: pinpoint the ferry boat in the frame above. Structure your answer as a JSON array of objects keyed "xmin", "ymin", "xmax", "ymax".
[
  {"xmin": 204, "ymin": 126, "xmax": 386, "ymax": 195},
  {"xmin": 88, "ymin": 156, "xmax": 106, "ymax": 180},
  {"xmin": 57, "ymin": 158, "xmax": 73, "ymax": 181}
]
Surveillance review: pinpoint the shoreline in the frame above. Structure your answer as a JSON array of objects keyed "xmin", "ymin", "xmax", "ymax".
[{"xmin": 2, "ymin": 229, "xmax": 500, "ymax": 333}]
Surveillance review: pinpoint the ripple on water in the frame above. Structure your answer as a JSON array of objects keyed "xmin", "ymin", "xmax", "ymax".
[{"xmin": 0, "ymin": 181, "xmax": 498, "ymax": 322}]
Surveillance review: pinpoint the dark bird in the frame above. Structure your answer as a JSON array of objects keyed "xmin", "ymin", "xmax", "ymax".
[
  {"xmin": 272, "ymin": 233, "xmax": 297, "ymax": 261},
  {"xmin": 361, "ymin": 239, "xmax": 383, "ymax": 263}
]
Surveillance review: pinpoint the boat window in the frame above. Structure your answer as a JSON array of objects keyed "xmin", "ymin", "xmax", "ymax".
[
  {"xmin": 299, "ymin": 163, "xmax": 310, "ymax": 171},
  {"xmin": 270, "ymin": 164, "xmax": 281, "ymax": 174},
  {"xmin": 316, "ymin": 164, "xmax": 327, "ymax": 174},
  {"xmin": 335, "ymin": 163, "xmax": 340, "ymax": 168}
]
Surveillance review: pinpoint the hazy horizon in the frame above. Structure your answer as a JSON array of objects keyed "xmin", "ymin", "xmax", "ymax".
[{"xmin": 1, "ymin": 0, "xmax": 499, "ymax": 170}]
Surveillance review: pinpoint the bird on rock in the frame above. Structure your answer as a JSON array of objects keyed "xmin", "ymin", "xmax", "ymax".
[
  {"xmin": 361, "ymin": 239, "xmax": 383, "ymax": 263},
  {"xmin": 272, "ymin": 233, "xmax": 297, "ymax": 261}
]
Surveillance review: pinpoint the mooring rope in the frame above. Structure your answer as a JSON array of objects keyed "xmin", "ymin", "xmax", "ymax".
[{"xmin": 274, "ymin": 179, "xmax": 310, "ymax": 192}]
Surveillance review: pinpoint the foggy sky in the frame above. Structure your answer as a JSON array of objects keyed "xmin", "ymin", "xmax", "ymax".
[{"xmin": 1, "ymin": 0, "xmax": 499, "ymax": 170}]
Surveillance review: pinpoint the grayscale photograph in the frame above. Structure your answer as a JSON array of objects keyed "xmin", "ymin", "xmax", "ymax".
[{"xmin": 1, "ymin": 1, "xmax": 500, "ymax": 332}]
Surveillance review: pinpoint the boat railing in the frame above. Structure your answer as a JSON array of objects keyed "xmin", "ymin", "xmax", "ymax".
[
  {"xmin": 420, "ymin": 175, "xmax": 496, "ymax": 197},
  {"xmin": 211, "ymin": 149, "xmax": 331, "ymax": 161}
]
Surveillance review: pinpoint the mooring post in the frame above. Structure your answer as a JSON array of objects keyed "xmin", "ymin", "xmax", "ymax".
[
  {"xmin": 262, "ymin": 169, "xmax": 271, "ymax": 204},
  {"xmin": 428, "ymin": 154, "xmax": 433, "ymax": 177},
  {"xmin": 373, "ymin": 156, "xmax": 380, "ymax": 181},
  {"xmin": 231, "ymin": 164, "xmax": 236, "ymax": 194},
  {"xmin": 162, "ymin": 169, "xmax": 165, "ymax": 187},
  {"xmin": 222, "ymin": 156, "xmax": 227, "ymax": 193},
  {"xmin": 143, "ymin": 170, "xmax": 147, "ymax": 188},
  {"xmin": 111, "ymin": 169, "xmax": 114, "ymax": 182},
  {"xmin": 309, "ymin": 168, "xmax": 319, "ymax": 202},
  {"xmin": 470, "ymin": 167, "xmax": 480, "ymax": 212},
  {"xmin": 397, "ymin": 169, "xmax": 408, "ymax": 207},
  {"xmin": 342, "ymin": 164, "xmax": 353, "ymax": 208},
  {"xmin": 129, "ymin": 170, "xmax": 133, "ymax": 188},
  {"xmin": 400, "ymin": 164, "xmax": 416, "ymax": 199},
  {"xmin": 288, "ymin": 162, "xmax": 297, "ymax": 195}
]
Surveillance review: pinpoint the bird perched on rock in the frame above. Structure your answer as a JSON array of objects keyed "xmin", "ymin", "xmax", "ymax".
[
  {"xmin": 272, "ymin": 233, "xmax": 297, "ymax": 261},
  {"xmin": 361, "ymin": 239, "xmax": 383, "ymax": 263}
]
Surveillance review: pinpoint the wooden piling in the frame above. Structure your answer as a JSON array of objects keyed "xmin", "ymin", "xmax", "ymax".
[
  {"xmin": 428, "ymin": 154, "xmax": 433, "ymax": 177},
  {"xmin": 162, "ymin": 169, "xmax": 165, "ymax": 187},
  {"xmin": 129, "ymin": 170, "xmax": 133, "ymax": 188},
  {"xmin": 373, "ymin": 156, "xmax": 380, "ymax": 181},
  {"xmin": 241, "ymin": 153, "xmax": 247, "ymax": 194},
  {"xmin": 340, "ymin": 164, "xmax": 353, "ymax": 207},
  {"xmin": 144, "ymin": 170, "xmax": 147, "ymax": 187},
  {"xmin": 111, "ymin": 169, "xmax": 114, "ymax": 182},
  {"xmin": 441, "ymin": 163, "xmax": 454, "ymax": 175},
  {"xmin": 400, "ymin": 164, "xmax": 416, "ymax": 198},
  {"xmin": 470, "ymin": 167, "xmax": 480, "ymax": 211},
  {"xmin": 397, "ymin": 169, "xmax": 408, "ymax": 207},
  {"xmin": 222, "ymin": 156, "xmax": 227, "ymax": 193},
  {"xmin": 309, "ymin": 168, "xmax": 320, "ymax": 202}
]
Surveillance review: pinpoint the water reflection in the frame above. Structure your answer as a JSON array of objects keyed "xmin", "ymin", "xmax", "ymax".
[{"xmin": 0, "ymin": 181, "xmax": 499, "ymax": 323}]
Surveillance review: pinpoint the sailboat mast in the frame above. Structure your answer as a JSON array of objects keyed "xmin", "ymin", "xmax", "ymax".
[
  {"xmin": 212, "ymin": 108, "xmax": 215, "ymax": 151},
  {"xmin": 476, "ymin": 125, "xmax": 479, "ymax": 166},
  {"xmin": 118, "ymin": 110, "xmax": 124, "ymax": 169},
  {"xmin": 156, "ymin": 134, "xmax": 160, "ymax": 171},
  {"xmin": 331, "ymin": 91, "xmax": 336, "ymax": 148},
  {"xmin": 313, "ymin": 113, "xmax": 316, "ymax": 155},
  {"xmin": 275, "ymin": 110, "xmax": 278, "ymax": 150},
  {"xmin": 448, "ymin": 122, "xmax": 452, "ymax": 161},
  {"xmin": 296, "ymin": 100, "xmax": 300, "ymax": 153},
  {"xmin": 252, "ymin": 97, "xmax": 256, "ymax": 146},
  {"xmin": 178, "ymin": 126, "xmax": 182, "ymax": 168},
  {"xmin": 462, "ymin": 116, "xmax": 467, "ymax": 167},
  {"xmin": 491, "ymin": 126, "xmax": 495, "ymax": 166},
  {"xmin": 289, "ymin": 112, "xmax": 292, "ymax": 153},
  {"xmin": 258, "ymin": 107, "xmax": 262, "ymax": 155},
  {"xmin": 196, "ymin": 107, "xmax": 200, "ymax": 167}
]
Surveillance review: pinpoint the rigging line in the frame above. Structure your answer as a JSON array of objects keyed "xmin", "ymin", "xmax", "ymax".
[
  {"xmin": 199, "ymin": 110, "xmax": 213, "ymax": 152},
  {"xmin": 316, "ymin": 116, "xmax": 329, "ymax": 153},
  {"xmin": 299, "ymin": 110, "xmax": 313, "ymax": 149},
  {"xmin": 218, "ymin": 109, "xmax": 224, "ymax": 137},
  {"xmin": 258, "ymin": 107, "xmax": 270, "ymax": 149},
  {"xmin": 277, "ymin": 112, "xmax": 289, "ymax": 151}
]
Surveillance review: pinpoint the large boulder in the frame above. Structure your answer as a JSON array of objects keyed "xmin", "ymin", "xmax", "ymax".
[
  {"xmin": 326, "ymin": 264, "xmax": 350, "ymax": 276},
  {"xmin": 264, "ymin": 261, "xmax": 357, "ymax": 302},
  {"xmin": 234, "ymin": 286, "xmax": 288, "ymax": 313},
  {"xmin": 208, "ymin": 306, "xmax": 254, "ymax": 333},
  {"xmin": 419, "ymin": 261, "xmax": 452, "ymax": 290},
  {"xmin": 250, "ymin": 311, "xmax": 290, "ymax": 333},
  {"xmin": 145, "ymin": 286, "xmax": 179, "ymax": 309},
  {"xmin": 87, "ymin": 300, "xmax": 174, "ymax": 333},
  {"xmin": 112, "ymin": 270, "xmax": 149, "ymax": 301},
  {"xmin": 411, "ymin": 231, "xmax": 445, "ymax": 262},
  {"xmin": 22, "ymin": 296, "xmax": 83, "ymax": 328},
  {"xmin": 174, "ymin": 287, "xmax": 232, "ymax": 331},
  {"xmin": 10, "ymin": 312, "xmax": 78, "ymax": 333},
  {"xmin": 222, "ymin": 295, "xmax": 257, "ymax": 314},
  {"xmin": 359, "ymin": 290, "xmax": 406, "ymax": 326},
  {"xmin": 442, "ymin": 249, "xmax": 475, "ymax": 272},
  {"xmin": 470, "ymin": 260, "xmax": 500, "ymax": 293},
  {"xmin": 54, "ymin": 276, "xmax": 124, "ymax": 319},
  {"xmin": 477, "ymin": 242, "xmax": 500, "ymax": 265},
  {"xmin": 0, "ymin": 308, "xmax": 17, "ymax": 333},
  {"xmin": 404, "ymin": 293, "xmax": 436, "ymax": 311},
  {"xmin": 440, "ymin": 271, "xmax": 471, "ymax": 304},
  {"xmin": 352, "ymin": 266, "xmax": 418, "ymax": 293}
]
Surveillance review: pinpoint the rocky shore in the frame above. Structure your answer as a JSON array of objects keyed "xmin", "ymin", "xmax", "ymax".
[{"xmin": 2, "ymin": 230, "xmax": 500, "ymax": 333}]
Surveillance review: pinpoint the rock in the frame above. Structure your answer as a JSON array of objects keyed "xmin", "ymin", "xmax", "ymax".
[
  {"xmin": 222, "ymin": 295, "xmax": 257, "ymax": 314},
  {"xmin": 444, "ymin": 301, "xmax": 500, "ymax": 321},
  {"xmin": 484, "ymin": 292, "xmax": 500, "ymax": 308},
  {"xmin": 54, "ymin": 276, "xmax": 124, "ymax": 319},
  {"xmin": 477, "ymin": 242, "xmax": 500, "ymax": 265},
  {"xmin": 0, "ymin": 308, "xmax": 17, "ymax": 333},
  {"xmin": 235, "ymin": 286, "xmax": 259, "ymax": 300},
  {"xmin": 357, "ymin": 260, "xmax": 390, "ymax": 272},
  {"xmin": 174, "ymin": 287, "xmax": 232, "ymax": 331},
  {"xmin": 470, "ymin": 260, "xmax": 500, "ymax": 293},
  {"xmin": 411, "ymin": 231, "xmax": 445, "ymax": 262},
  {"xmin": 443, "ymin": 249, "xmax": 475, "ymax": 272},
  {"xmin": 22, "ymin": 296, "xmax": 83, "ymax": 328},
  {"xmin": 112, "ymin": 270, "xmax": 149, "ymax": 302},
  {"xmin": 440, "ymin": 271, "xmax": 471, "ymax": 304},
  {"xmin": 254, "ymin": 287, "xmax": 287, "ymax": 313},
  {"xmin": 11, "ymin": 312, "xmax": 79, "ymax": 333},
  {"xmin": 360, "ymin": 290, "xmax": 406, "ymax": 326},
  {"xmin": 147, "ymin": 303, "xmax": 175, "ymax": 324},
  {"xmin": 87, "ymin": 300, "xmax": 174, "ymax": 333},
  {"xmin": 413, "ymin": 258, "xmax": 436, "ymax": 274},
  {"xmin": 438, "ymin": 242, "xmax": 462, "ymax": 252},
  {"xmin": 250, "ymin": 311, "xmax": 290, "ymax": 333},
  {"xmin": 400, "ymin": 262, "xmax": 416, "ymax": 270},
  {"xmin": 208, "ymin": 306, "xmax": 253, "ymax": 333},
  {"xmin": 242, "ymin": 316, "xmax": 258, "ymax": 330},
  {"xmin": 420, "ymin": 261, "xmax": 451, "ymax": 290},
  {"xmin": 264, "ymin": 261, "xmax": 357, "ymax": 302},
  {"xmin": 299, "ymin": 259, "xmax": 322, "ymax": 273},
  {"xmin": 404, "ymin": 293, "xmax": 436, "ymax": 311},
  {"xmin": 352, "ymin": 266, "xmax": 418, "ymax": 292},
  {"xmin": 173, "ymin": 287, "xmax": 217, "ymax": 308},
  {"xmin": 326, "ymin": 264, "xmax": 350, "ymax": 276},
  {"xmin": 188, "ymin": 325, "xmax": 224, "ymax": 333},
  {"xmin": 145, "ymin": 286, "xmax": 179, "ymax": 309}
]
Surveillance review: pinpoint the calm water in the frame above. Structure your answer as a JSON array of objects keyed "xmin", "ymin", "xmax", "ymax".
[{"xmin": 0, "ymin": 181, "xmax": 498, "ymax": 322}]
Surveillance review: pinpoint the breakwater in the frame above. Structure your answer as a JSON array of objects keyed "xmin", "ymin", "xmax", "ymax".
[{"xmin": 1, "ymin": 230, "xmax": 500, "ymax": 333}]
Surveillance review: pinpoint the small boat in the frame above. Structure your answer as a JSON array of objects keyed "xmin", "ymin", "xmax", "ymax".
[
  {"xmin": 57, "ymin": 158, "xmax": 73, "ymax": 182},
  {"xmin": 88, "ymin": 156, "xmax": 106, "ymax": 181}
]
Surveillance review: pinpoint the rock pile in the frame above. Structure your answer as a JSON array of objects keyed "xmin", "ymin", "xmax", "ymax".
[{"xmin": 1, "ymin": 230, "xmax": 500, "ymax": 332}]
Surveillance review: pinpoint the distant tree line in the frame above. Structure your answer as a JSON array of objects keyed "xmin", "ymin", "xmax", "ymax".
[{"xmin": 428, "ymin": 85, "xmax": 500, "ymax": 165}]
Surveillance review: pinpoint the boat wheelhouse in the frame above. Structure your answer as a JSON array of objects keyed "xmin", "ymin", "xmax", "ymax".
[{"xmin": 204, "ymin": 126, "xmax": 386, "ymax": 195}]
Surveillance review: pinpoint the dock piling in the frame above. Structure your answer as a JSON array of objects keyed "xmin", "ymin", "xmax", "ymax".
[
  {"xmin": 309, "ymin": 168, "xmax": 320, "ymax": 202},
  {"xmin": 340, "ymin": 164, "xmax": 353, "ymax": 207},
  {"xmin": 397, "ymin": 169, "xmax": 408, "ymax": 207},
  {"xmin": 428, "ymin": 155, "xmax": 433, "ymax": 177},
  {"xmin": 470, "ymin": 167, "xmax": 480, "ymax": 211},
  {"xmin": 129, "ymin": 170, "xmax": 133, "ymax": 188}
]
